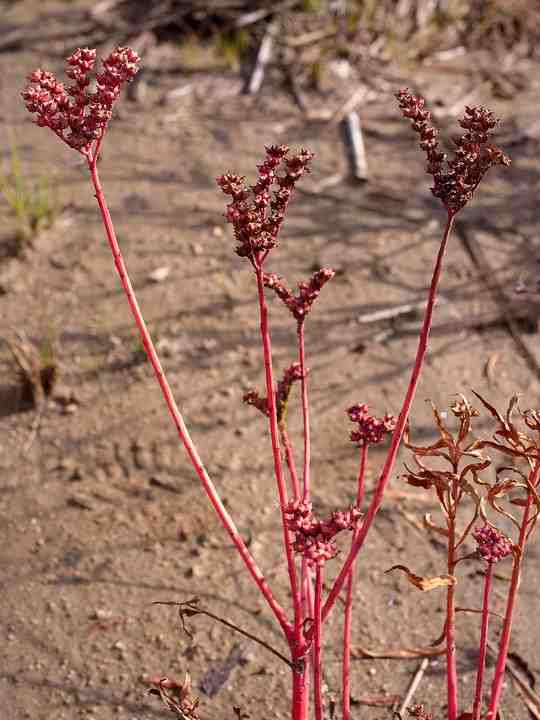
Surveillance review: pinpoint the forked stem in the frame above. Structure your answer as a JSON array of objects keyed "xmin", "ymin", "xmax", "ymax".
[
  {"xmin": 254, "ymin": 266, "xmax": 302, "ymax": 645},
  {"xmin": 87, "ymin": 155, "xmax": 292, "ymax": 638},
  {"xmin": 320, "ymin": 210, "xmax": 456, "ymax": 627}
]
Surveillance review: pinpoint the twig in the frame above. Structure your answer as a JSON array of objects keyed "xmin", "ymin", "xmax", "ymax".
[
  {"xmin": 398, "ymin": 658, "xmax": 429, "ymax": 716},
  {"xmin": 282, "ymin": 63, "xmax": 308, "ymax": 113},
  {"xmin": 245, "ymin": 22, "xmax": 276, "ymax": 95},
  {"xmin": 353, "ymin": 645, "xmax": 445, "ymax": 660},
  {"xmin": 235, "ymin": 0, "xmax": 299, "ymax": 28},
  {"xmin": 21, "ymin": 403, "xmax": 45, "ymax": 456},
  {"xmin": 339, "ymin": 111, "xmax": 369, "ymax": 183},
  {"xmin": 284, "ymin": 28, "xmax": 339, "ymax": 48},
  {"xmin": 152, "ymin": 599, "xmax": 294, "ymax": 669},
  {"xmin": 356, "ymin": 297, "xmax": 445, "ymax": 324},
  {"xmin": 331, "ymin": 87, "xmax": 368, "ymax": 125}
]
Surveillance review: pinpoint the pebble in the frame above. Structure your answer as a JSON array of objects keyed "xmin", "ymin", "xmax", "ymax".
[
  {"xmin": 148, "ymin": 266, "xmax": 170, "ymax": 283},
  {"xmin": 67, "ymin": 494, "xmax": 93, "ymax": 510},
  {"xmin": 199, "ymin": 338, "xmax": 218, "ymax": 352}
]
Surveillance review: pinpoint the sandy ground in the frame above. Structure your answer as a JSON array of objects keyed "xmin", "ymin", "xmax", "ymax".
[{"xmin": 2, "ymin": 5, "xmax": 540, "ymax": 719}]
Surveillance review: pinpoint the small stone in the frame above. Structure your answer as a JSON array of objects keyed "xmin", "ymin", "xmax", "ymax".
[
  {"xmin": 149, "ymin": 475, "xmax": 181, "ymax": 493},
  {"xmin": 148, "ymin": 266, "xmax": 170, "ymax": 283},
  {"xmin": 199, "ymin": 338, "xmax": 218, "ymax": 352},
  {"xmin": 69, "ymin": 466, "xmax": 83, "ymax": 482},
  {"xmin": 53, "ymin": 385, "xmax": 77, "ymax": 406},
  {"xmin": 49, "ymin": 254, "xmax": 69, "ymax": 270},
  {"xmin": 190, "ymin": 242, "xmax": 203, "ymax": 256},
  {"xmin": 67, "ymin": 494, "xmax": 93, "ymax": 510}
]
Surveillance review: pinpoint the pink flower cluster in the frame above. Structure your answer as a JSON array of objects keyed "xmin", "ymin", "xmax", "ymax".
[
  {"xmin": 263, "ymin": 268, "xmax": 336, "ymax": 322},
  {"xmin": 244, "ymin": 362, "xmax": 305, "ymax": 421},
  {"xmin": 473, "ymin": 525, "xmax": 513, "ymax": 564},
  {"xmin": 347, "ymin": 403, "xmax": 396, "ymax": 446},
  {"xmin": 396, "ymin": 88, "xmax": 510, "ymax": 213},
  {"xmin": 217, "ymin": 146, "xmax": 313, "ymax": 262},
  {"xmin": 285, "ymin": 499, "xmax": 362, "ymax": 566},
  {"xmin": 407, "ymin": 705, "xmax": 434, "ymax": 720},
  {"xmin": 21, "ymin": 47, "xmax": 139, "ymax": 153}
]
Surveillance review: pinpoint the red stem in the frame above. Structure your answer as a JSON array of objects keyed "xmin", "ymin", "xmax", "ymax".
[
  {"xmin": 254, "ymin": 266, "xmax": 302, "ymax": 644},
  {"xmin": 356, "ymin": 443, "xmax": 368, "ymax": 510},
  {"xmin": 301, "ymin": 557, "xmax": 314, "ymax": 720},
  {"xmin": 446, "ymin": 513, "xmax": 458, "ymax": 720},
  {"xmin": 292, "ymin": 657, "xmax": 309, "ymax": 720},
  {"xmin": 87, "ymin": 156, "xmax": 292, "ymax": 638},
  {"xmin": 342, "ymin": 569, "xmax": 354, "ymax": 720},
  {"xmin": 298, "ymin": 321, "xmax": 311, "ymax": 501},
  {"xmin": 281, "ymin": 424, "xmax": 301, "ymax": 501},
  {"xmin": 319, "ymin": 210, "xmax": 455, "ymax": 628},
  {"xmin": 314, "ymin": 564, "xmax": 324, "ymax": 720},
  {"xmin": 342, "ymin": 444, "xmax": 368, "ymax": 720},
  {"xmin": 487, "ymin": 459, "xmax": 540, "ymax": 718},
  {"xmin": 472, "ymin": 562, "xmax": 494, "ymax": 720}
]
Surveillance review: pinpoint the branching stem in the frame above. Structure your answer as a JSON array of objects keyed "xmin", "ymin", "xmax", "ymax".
[
  {"xmin": 319, "ymin": 210, "xmax": 456, "ymax": 628},
  {"xmin": 87, "ymin": 155, "xmax": 292, "ymax": 639}
]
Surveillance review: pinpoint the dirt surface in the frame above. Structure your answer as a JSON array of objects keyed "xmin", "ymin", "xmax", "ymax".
[{"xmin": 2, "ymin": 4, "xmax": 540, "ymax": 720}]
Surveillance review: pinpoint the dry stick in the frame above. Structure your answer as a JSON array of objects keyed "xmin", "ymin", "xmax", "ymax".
[
  {"xmin": 398, "ymin": 658, "xmax": 430, "ymax": 716},
  {"xmin": 472, "ymin": 562, "xmax": 494, "ymax": 720},
  {"xmin": 254, "ymin": 267, "xmax": 304, "ymax": 654},
  {"xmin": 331, "ymin": 86, "xmax": 368, "ymax": 126},
  {"xmin": 320, "ymin": 209, "xmax": 456, "ymax": 628},
  {"xmin": 245, "ymin": 22, "xmax": 275, "ymax": 94},
  {"xmin": 356, "ymin": 298, "xmax": 441, "ymax": 325},
  {"xmin": 235, "ymin": 0, "xmax": 299, "ymax": 28},
  {"xmin": 339, "ymin": 111, "xmax": 368, "ymax": 183},
  {"xmin": 342, "ymin": 443, "xmax": 368, "ymax": 720},
  {"xmin": 487, "ymin": 458, "xmax": 540, "ymax": 719},
  {"xmin": 298, "ymin": 321, "xmax": 311, "ymax": 500},
  {"xmin": 152, "ymin": 599, "xmax": 293, "ymax": 669},
  {"xmin": 87, "ymin": 154, "xmax": 292, "ymax": 640}
]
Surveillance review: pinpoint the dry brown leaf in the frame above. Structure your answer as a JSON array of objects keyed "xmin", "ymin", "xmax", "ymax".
[
  {"xmin": 350, "ymin": 693, "xmax": 400, "ymax": 708},
  {"xmin": 386, "ymin": 564, "xmax": 456, "ymax": 591}
]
